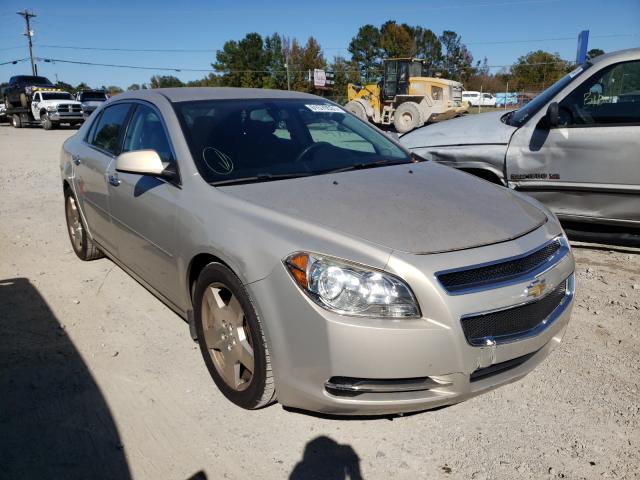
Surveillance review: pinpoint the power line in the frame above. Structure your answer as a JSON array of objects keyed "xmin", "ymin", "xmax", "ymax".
[{"xmin": 0, "ymin": 58, "xmax": 29, "ymax": 66}]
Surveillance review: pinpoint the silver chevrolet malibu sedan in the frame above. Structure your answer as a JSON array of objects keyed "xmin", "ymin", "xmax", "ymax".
[{"xmin": 60, "ymin": 88, "xmax": 575, "ymax": 414}]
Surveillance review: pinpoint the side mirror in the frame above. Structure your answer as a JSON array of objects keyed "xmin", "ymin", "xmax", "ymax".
[
  {"xmin": 545, "ymin": 102, "xmax": 559, "ymax": 128},
  {"xmin": 116, "ymin": 150, "xmax": 166, "ymax": 176}
]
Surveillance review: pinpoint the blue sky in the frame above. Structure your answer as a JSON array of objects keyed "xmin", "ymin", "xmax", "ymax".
[{"xmin": 1, "ymin": 0, "xmax": 638, "ymax": 88}]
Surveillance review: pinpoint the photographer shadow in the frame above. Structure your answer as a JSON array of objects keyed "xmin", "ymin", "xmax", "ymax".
[
  {"xmin": 0, "ymin": 277, "xmax": 131, "ymax": 479},
  {"xmin": 290, "ymin": 436, "xmax": 363, "ymax": 480}
]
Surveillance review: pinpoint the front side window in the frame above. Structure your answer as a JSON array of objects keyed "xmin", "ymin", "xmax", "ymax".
[
  {"xmin": 123, "ymin": 104, "xmax": 173, "ymax": 162},
  {"xmin": 558, "ymin": 60, "xmax": 640, "ymax": 126},
  {"xmin": 432, "ymin": 86, "xmax": 443, "ymax": 101},
  {"xmin": 91, "ymin": 103, "xmax": 131, "ymax": 155},
  {"xmin": 507, "ymin": 63, "xmax": 592, "ymax": 127},
  {"xmin": 175, "ymin": 99, "xmax": 411, "ymax": 185}
]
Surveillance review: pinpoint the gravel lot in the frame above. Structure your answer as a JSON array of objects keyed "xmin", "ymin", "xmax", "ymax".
[{"xmin": 1, "ymin": 126, "xmax": 638, "ymax": 480}]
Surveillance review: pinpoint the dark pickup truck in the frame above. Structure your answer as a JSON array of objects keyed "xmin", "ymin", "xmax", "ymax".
[{"xmin": 3, "ymin": 75, "xmax": 55, "ymax": 108}]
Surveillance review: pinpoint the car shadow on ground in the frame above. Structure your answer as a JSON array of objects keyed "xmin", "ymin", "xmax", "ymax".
[
  {"xmin": 290, "ymin": 436, "xmax": 364, "ymax": 480},
  {"xmin": 0, "ymin": 277, "xmax": 131, "ymax": 479}
]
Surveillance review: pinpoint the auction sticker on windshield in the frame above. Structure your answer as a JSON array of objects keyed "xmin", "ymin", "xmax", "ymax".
[{"xmin": 305, "ymin": 104, "xmax": 344, "ymax": 113}]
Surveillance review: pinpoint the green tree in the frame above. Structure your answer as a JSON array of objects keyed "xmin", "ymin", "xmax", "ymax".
[
  {"xmin": 328, "ymin": 55, "xmax": 360, "ymax": 104},
  {"xmin": 214, "ymin": 32, "xmax": 268, "ymax": 88},
  {"xmin": 286, "ymin": 36, "xmax": 326, "ymax": 93},
  {"xmin": 380, "ymin": 21, "xmax": 414, "ymax": 58},
  {"xmin": 439, "ymin": 30, "xmax": 473, "ymax": 80},
  {"xmin": 510, "ymin": 50, "xmax": 571, "ymax": 90},
  {"xmin": 149, "ymin": 76, "xmax": 184, "ymax": 88},
  {"xmin": 410, "ymin": 26, "xmax": 442, "ymax": 73},
  {"xmin": 127, "ymin": 83, "xmax": 141, "ymax": 91},
  {"xmin": 587, "ymin": 48, "xmax": 605, "ymax": 60},
  {"xmin": 348, "ymin": 24, "xmax": 382, "ymax": 82},
  {"xmin": 106, "ymin": 85, "xmax": 124, "ymax": 95},
  {"xmin": 75, "ymin": 82, "xmax": 90, "ymax": 92},
  {"xmin": 263, "ymin": 33, "xmax": 287, "ymax": 90}
]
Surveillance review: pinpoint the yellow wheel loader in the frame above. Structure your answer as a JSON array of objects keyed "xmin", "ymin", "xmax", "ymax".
[{"xmin": 346, "ymin": 58, "xmax": 468, "ymax": 133}]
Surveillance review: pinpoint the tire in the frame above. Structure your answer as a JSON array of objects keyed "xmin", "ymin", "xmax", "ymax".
[
  {"xmin": 64, "ymin": 190, "xmax": 104, "ymax": 261},
  {"xmin": 194, "ymin": 263, "xmax": 276, "ymax": 410},
  {"xmin": 42, "ymin": 113, "xmax": 53, "ymax": 130},
  {"xmin": 344, "ymin": 100, "xmax": 367, "ymax": 121},
  {"xmin": 393, "ymin": 102, "xmax": 422, "ymax": 133},
  {"xmin": 12, "ymin": 114, "xmax": 22, "ymax": 129},
  {"xmin": 19, "ymin": 93, "xmax": 28, "ymax": 108}
]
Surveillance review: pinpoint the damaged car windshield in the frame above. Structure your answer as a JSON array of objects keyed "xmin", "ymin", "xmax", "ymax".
[{"xmin": 174, "ymin": 99, "xmax": 412, "ymax": 185}]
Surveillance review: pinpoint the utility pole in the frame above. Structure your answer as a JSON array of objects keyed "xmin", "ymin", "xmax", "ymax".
[
  {"xmin": 17, "ymin": 10, "xmax": 37, "ymax": 75},
  {"xmin": 285, "ymin": 54, "xmax": 291, "ymax": 90}
]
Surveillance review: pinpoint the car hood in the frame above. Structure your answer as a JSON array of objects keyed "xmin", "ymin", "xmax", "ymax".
[
  {"xmin": 220, "ymin": 162, "xmax": 546, "ymax": 254},
  {"xmin": 401, "ymin": 110, "xmax": 516, "ymax": 149}
]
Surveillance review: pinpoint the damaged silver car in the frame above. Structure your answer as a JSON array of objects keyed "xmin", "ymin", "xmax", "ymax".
[{"xmin": 401, "ymin": 48, "xmax": 640, "ymax": 240}]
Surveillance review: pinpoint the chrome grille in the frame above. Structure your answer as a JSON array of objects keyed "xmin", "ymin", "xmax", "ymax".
[
  {"xmin": 437, "ymin": 239, "xmax": 563, "ymax": 293},
  {"xmin": 57, "ymin": 104, "xmax": 82, "ymax": 113},
  {"xmin": 461, "ymin": 279, "xmax": 567, "ymax": 346}
]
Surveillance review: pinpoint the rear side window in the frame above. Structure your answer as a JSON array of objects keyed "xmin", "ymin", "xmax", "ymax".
[{"xmin": 91, "ymin": 103, "xmax": 131, "ymax": 155}]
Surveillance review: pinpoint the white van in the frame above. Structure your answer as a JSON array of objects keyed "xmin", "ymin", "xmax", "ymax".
[{"xmin": 462, "ymin": 91, "xmax": 496, "ymax": 107}]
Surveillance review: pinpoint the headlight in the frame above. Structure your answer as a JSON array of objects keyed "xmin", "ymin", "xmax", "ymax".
[
  {"xmin": 284, "ymin": 252, "xmax": 420, "ymax": 318},
  {"xmin": 46, "ymin": 105, "xmax": 57, "ymax": 112}
]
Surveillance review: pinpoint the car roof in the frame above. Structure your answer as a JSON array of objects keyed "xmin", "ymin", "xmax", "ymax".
[
  {"xmin": 112, "ymin": 87, "xmax": 323, "ymax": 103},
  {"xmin": 590, "ymin": 48, "xmax": 640, "ymax": 65}
]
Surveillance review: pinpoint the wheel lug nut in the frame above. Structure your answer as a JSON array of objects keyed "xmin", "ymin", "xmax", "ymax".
[
  {"xmin": 227, "ymin": 344, "xmax": 232, "ymax": 351},
  {"xmin": 232, "ymin": 339, "xmax": 236, "ymax": 345},
  {"xmin": 221, "ymin": 334, "xmax": 226, "ymax": 340}
]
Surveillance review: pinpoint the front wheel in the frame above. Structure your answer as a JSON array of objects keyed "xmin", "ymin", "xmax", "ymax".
[
  {"xmin": 194, "ymin": 263, "xmax": 276, "ymax": 409},
  {"xmin": 393, "ymin": 102, "xmax": 423, "ymax": 133},
  {"xmin": 42, "ymin": 113, "xmax": 55, "ymax": 130}
]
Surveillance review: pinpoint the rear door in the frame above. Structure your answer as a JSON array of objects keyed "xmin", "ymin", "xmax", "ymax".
[
  {"xmin": 105, "ymin": 102, "xmax": 180, "ymax": 301},
  {"xmin": 507, "ymin": 59, "xmax": 640, "ymax": 226},
  {"xmin": 74, "ymin": 102, "xmax": 132, "ymax": 254}
]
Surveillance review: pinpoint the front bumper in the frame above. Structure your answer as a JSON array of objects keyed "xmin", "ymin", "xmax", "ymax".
[
  {"xmin": 49, "ymin": 112, "xmax": 84, "ymax": 122},
  {"xmin": 248, "ymin": 224, "xmax": 574, "ymax": 415}
]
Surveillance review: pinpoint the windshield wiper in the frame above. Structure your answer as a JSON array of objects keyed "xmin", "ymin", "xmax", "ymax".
[
  {"xmin": 210, "ymin": 172, "xmax": 313, "ymax": 186},
  {"xmin": 321, "ymin": 159, "xmax": 413, "ymax": 174}
]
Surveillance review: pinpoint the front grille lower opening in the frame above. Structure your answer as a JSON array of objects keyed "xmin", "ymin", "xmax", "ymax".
[
  {"xmin": 438, "ymin": 240, "xmax": 561, "ymax": 292},
  {"xmin": 461, "ymin": 279, "xmax": 567, "ymax": 346},
  {"xmin": 470, "ymin": 350, "xmax": 538, "ymax": 382}
]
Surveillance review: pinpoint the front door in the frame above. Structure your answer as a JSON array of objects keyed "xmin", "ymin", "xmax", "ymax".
[
  {"xmin": 507, "ymin": 59, "xmax": 640, "ymax": 226},
  {"xmin": 74, "ymin": 103, "xmax": 132, "ymax": 253},
  {"xmin": 105, "ymin": 102, "xmax": 180, "ymax": 302}
]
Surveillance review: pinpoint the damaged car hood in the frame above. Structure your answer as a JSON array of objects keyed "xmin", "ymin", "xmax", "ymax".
[
  {"xmin": 401, "ymin": 110, "xmax": 517, "ymax": 149},
  {"xmin": 220, "ymin": 162, "xmax": 546, "ymax": 254}
]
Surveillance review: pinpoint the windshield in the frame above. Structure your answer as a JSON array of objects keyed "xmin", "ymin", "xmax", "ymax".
[
  {"xmin": 41, "ymin": 92, "xmax": 74, "ymax": 101},
  {"xmin": 80, "ymin": 92, "xmax": 107, "ymax": 101},
  {"xmin": 506, "ymin": 62, "xmax": 592, "ymax": 127},
  {"xmin": 175, "ymin": 99, "xmax": 412, "ymax": 185}
]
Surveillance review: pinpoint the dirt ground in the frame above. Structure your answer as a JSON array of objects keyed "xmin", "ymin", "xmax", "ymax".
[{"xmin": 1, "ymin": 126, "xmax": 638, "ymax": 480}]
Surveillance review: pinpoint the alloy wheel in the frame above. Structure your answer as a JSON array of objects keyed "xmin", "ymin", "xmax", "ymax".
[
  {"xmin": 66, "ymin": 195, "xmax": 83, "ymax": 252},
  {"xmin": 201, "ymin": 283, "xmax": 255, "ymax": 391}
]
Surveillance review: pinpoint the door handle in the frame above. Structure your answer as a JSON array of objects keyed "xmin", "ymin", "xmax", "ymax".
[
  {"xmin": 72, "ymin": 154, "xmax": 81, "ymax": 166},
  {"xmin": 107, "ymin": 174, "xmax": 121, "ymax": 187}
]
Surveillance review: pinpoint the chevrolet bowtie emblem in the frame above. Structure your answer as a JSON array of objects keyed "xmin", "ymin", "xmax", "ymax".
[{"xmin": 527, "ymin": 279, "xmax": 547, "ymax": 298}]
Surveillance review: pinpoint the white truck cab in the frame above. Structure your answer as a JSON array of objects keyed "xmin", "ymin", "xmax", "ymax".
[
  {"xmin": 462, "ymin": 91, "xmax": 497, "ymax": 107},
  {"xmin": 31, "ymin": 89, "xmax": 84, "ymax": 129}
]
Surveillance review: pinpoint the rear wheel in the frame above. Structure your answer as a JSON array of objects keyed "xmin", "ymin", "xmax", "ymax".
[
  {"xmin": 194, "ymin": 263, "xmax": 276, "ymax": 409},
  {"xmin": 344, "ymin": 101, "xmax": 367, "ymax": 121},
  {"xmin": 64, "ymin": 190, "xmax": 104, "ymax": 261},
  {"xmin": 393, "ymin": 102, "xmax": 422, "ymax": 133},
  {"xmin": 12, "ymin": 114, "xmax": 22, "ymax": 129}
]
